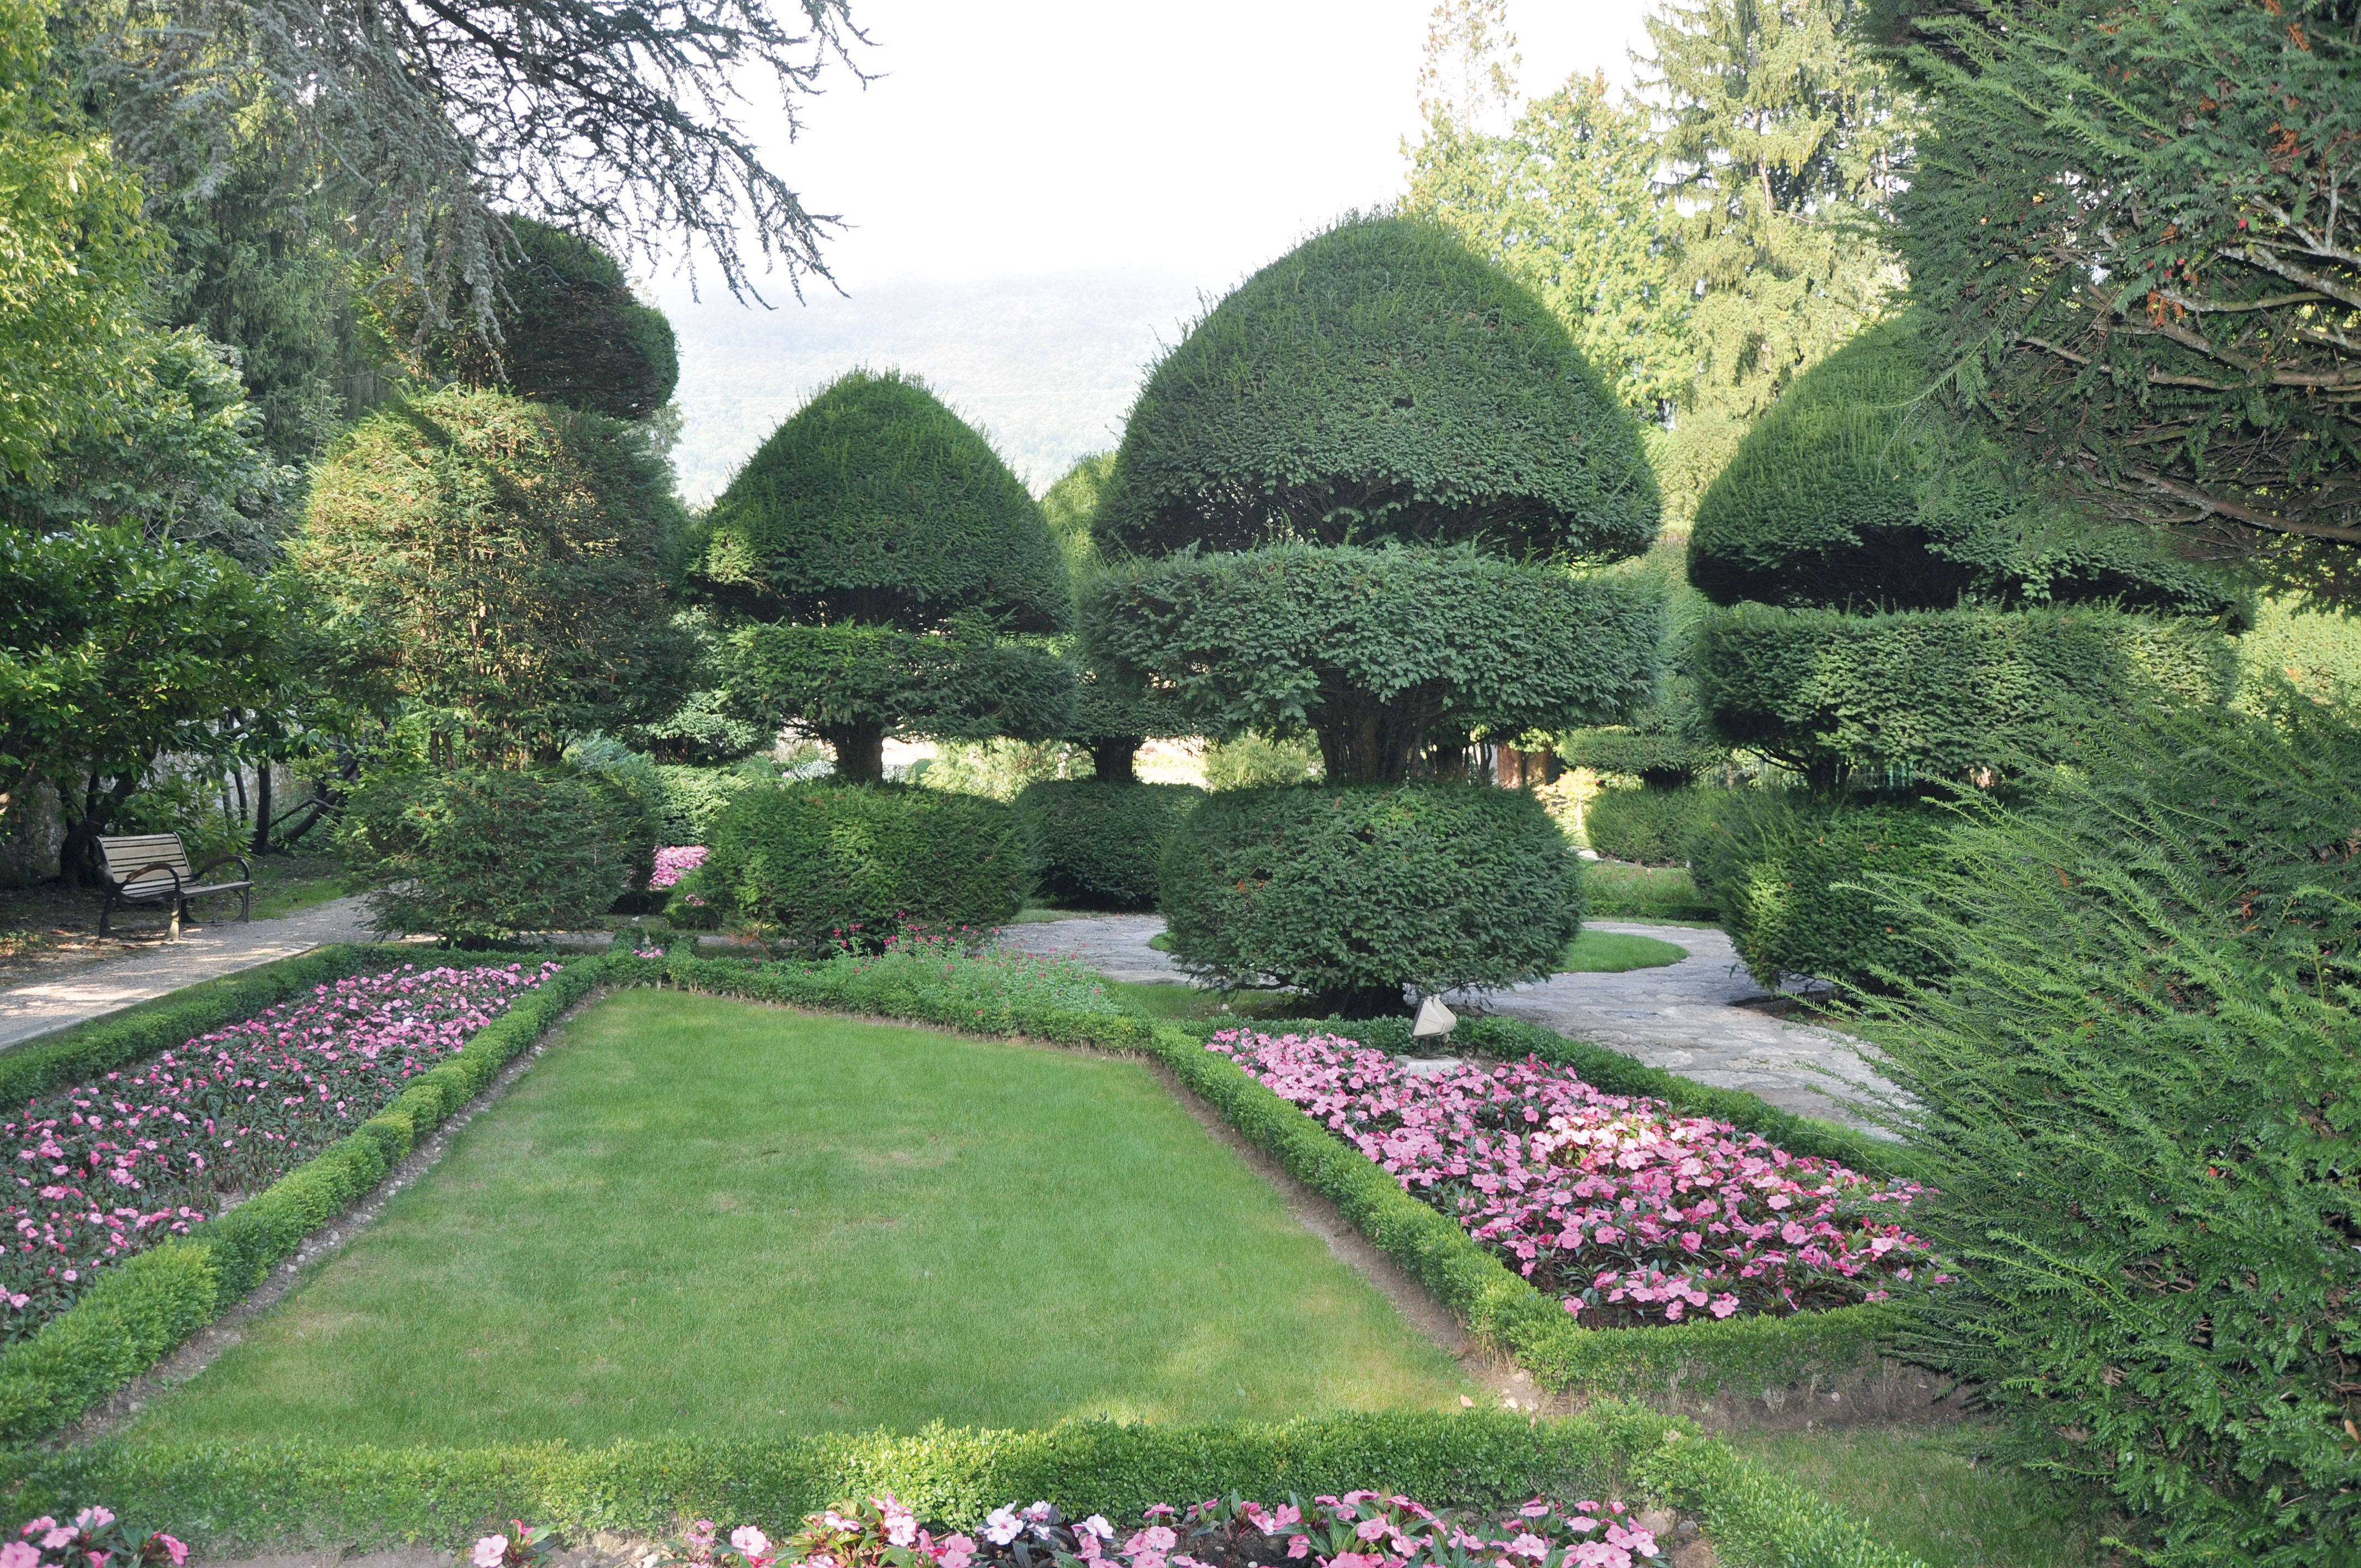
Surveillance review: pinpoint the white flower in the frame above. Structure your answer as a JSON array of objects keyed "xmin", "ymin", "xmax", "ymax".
[
  {"xmin": 984, "ymin": 1508, "xmax": 1023, "ymax": 1547},
  {"xmin": 1080, "ymin": 1518, "xmax": 1114, "ymax": 1543}
]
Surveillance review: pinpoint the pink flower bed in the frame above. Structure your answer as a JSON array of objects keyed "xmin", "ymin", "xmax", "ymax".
[
  {"xmin": 651, "ymin": 845, "xmax": 708, "ymax": 889},
  {"xmin": 0, "ymin": 961, "xmax": 559, "ymax": 1341},
  {"xmin": 1209, "ymin": 1029, "xmax": 1939, "ymax": 1327},
  {"xmin": 527, "ymin": 1488, "xmax": 1670, "ymax": 1568}
]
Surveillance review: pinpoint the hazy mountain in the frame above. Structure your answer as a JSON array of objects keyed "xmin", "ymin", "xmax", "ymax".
[{"xmin": 662, "ymin": 269, "xmax": 1209, "ymax": 504}]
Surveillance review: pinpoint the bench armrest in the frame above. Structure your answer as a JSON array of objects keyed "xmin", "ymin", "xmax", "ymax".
[
  {"xmin": 109, "ymin": 861, "xmax": 185, "ymax": 895},
  {"xmin": 194, "ymin": 852, "xmax": 252, "ymax": 883}
]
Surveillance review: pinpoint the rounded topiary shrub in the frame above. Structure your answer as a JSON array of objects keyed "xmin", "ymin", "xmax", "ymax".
[
  {"xmin": 1013, "ymin": 779, "xmax": 1205, "ymax": 910},
  {"xmin": 702, "ymin": 781, "xmax": 1027, "ymax": 947},
  {"xmin": 1685, "ymin": 791, "xmax": 1953, "ymax": 994},
  {"xmin": 336, "ymin": 767, "xmax": 633, "ymax": 945},
  {"xmin": 1583, "ymin": 786, "xmax": 1708, "ymax": 867},
  {"xmin": 1160, "ymin": 783, "xmax": 1582, "ymax": 1015}
]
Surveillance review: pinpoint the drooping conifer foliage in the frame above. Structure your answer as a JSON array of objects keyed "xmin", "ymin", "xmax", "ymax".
[
  {"xmin": 1879, "ymin": 0, "xmax": 2361, "ymax": 598},
  {"xmin": 698, "ymin": 370, "xmax": 1071, "ymax": 782}
]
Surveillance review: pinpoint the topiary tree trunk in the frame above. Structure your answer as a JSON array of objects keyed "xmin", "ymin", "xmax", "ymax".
[
  {"xmin": 1087, "ymin": 736, "xmax": 1143, "ymax": 784},
  {"xmin": 821, "ymin": 722, "xmax": 888, "ymax": 785}
]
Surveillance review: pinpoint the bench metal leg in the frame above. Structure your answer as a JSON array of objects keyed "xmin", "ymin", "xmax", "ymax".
[
  {"xmin": 98, "ymin": 894, "xmax": 113, "ymax": 938},
  {"xmin": 169, "ymin": 900, "xmax": 182, "ymax": 942},
  {"xmin": 241, "ymin": 886, "xmax": 252, "ymax": 923}
]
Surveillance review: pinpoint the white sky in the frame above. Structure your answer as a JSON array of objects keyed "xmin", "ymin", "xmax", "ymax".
[{"xmin": 655, "ymin": 0, "xmax": 1660, "ymax": 497}]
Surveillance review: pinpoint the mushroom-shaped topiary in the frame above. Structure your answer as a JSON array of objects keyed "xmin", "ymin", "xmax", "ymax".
[
  {"xmin": 1043, "ymin": 451, "xmax": 1192, "ymax": 782},
  {"xmin": 695, "ymin": 369, "xmax": 1073, "ymax": 781},
  {"xmin": 1094, "ymin": 214, "xmax": 1660, "ymax": 560},
  {"xmin": 385, "ymin": 219, "xmax": 682, "ymax": 422},
  {"xmin": 1688, "ymin": 312, "xmax": 2238, "ymax": 617}
]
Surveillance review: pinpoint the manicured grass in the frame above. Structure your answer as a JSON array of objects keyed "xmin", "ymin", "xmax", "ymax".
[
  {"xmin": 1104, "ymin": 978, "xmax": 1311, "ymax": 1022},
  {"xmin": 1581, "ymin": 861, "xmax": 1719, "ymax": 923},
  {"xmin": 1733, "ymin": 1427, "xmax": 2117, "ymax": 1568},
  {"xmin": 247, "ymin": 852, "xmax": 351, "ymax": 921},
  {"xmin": 130, "ymin": 991, "xmax": 1472, "ymax": 1446},
  {"xmin": 1557, "ymin": 929, "xmax": 1688, "ymax": 974}
]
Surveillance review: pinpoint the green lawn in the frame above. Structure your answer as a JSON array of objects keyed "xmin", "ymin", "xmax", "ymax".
[
  {"xmin": 1581, "ymin": 861, "xmax": 1719, "ymax": 924},
  {"xmin": 131, "ymin": 991, "xmax": 1471, "ymax": 1446},
  {"xmin": 1558, "ymin": 929, "xmax": 1688, "ymax": 973},
  {"xmin": 247, "ymin": 852, "xmax": 350, "ymax": 921},
  {"xmin": 1733, "ymin": 1427, "xmax": 2117, "ymax": 1568}
]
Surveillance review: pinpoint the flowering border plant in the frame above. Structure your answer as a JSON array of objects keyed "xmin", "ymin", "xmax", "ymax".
[
  {"xmin": 1208, "ymin": 1030, "xmax": 1943, "ymax": 1326},
  {"xmin": 7, "ymin": 1508, "xmax": 186, "ymax": 1568},
  {"xmin": 0, "ymin": 962, "xmax": 559, "ymax": 1341},
  {"xmin": 651, "ymin": 847, "xmax": 709, "ymax": 890},
  {"xmin": 648, "ymin": 1490, "xmax": 1666, "ymax": 1568}
]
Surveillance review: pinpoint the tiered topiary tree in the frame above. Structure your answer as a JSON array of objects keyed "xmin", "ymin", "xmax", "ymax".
[
  {"xmin": 694, "ymin": 369, "xmax": 1073, "ymax": 783},
  {"xmin": 1684, "ymin": 309, "xmax": 2244, "ymax": 988},
  {"xmin": 1688, "ymin": 311, "xmax": 2242, "ymax": 787},
  {"xmin": 1085, "ymin": 214, "xmax": 1666, "ymax": 1012}
]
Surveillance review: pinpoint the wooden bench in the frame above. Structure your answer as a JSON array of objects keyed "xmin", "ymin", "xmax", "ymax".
[{"xmin": 97, "ymin": 834, "xmax": 252, "ymax": 939}]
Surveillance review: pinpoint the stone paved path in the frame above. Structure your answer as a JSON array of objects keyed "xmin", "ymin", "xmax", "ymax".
[
  {"xmin": 0, "ymin": 896, "xmax": 383, "ymax": 1052},
  {"xmin": 995, "ymin": 913, "xmax": 1895, "ymax": 1129}
]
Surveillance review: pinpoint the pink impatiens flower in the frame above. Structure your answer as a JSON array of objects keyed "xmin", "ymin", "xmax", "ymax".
[{"xmin": 473, "ymin": 1537, "xmax": 508, "ymax": 1568}]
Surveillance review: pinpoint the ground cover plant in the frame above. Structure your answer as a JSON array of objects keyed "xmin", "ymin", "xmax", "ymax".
[
  {"xmin": 1207, "ymin": 1030, "xmax": 1934, "ymax": 1327},
  {"xmin": 1557, "ymin": 932, "xmax": 1685, "ymax": 975},
  {"xmin": 126, "ymin": 991, "xmax": 1472, "ymax": 1445},
  {"xmin": 1574, "ymin": 864, "xmax": 1716, "ymax": 925},
  {"xmin": 0, "ymin": 960, "xmax": 558, "ymax": 1341}
]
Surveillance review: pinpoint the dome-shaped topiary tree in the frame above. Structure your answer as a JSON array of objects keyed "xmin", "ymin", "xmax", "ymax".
[
  {"xmin": 381, "ymin": 219, "xmax": 682, "ymax": 423},
  {"xmin": 1085, "ymin": 214, "xmax": 1666, "ymax": 1012},
  {"xmin": 1042, "ymin": 451, "xmax": 1192, "ymax": 782},
  {"xmin": 1688, "ymin": 311, "xmax": 2244, "ymax": 786},
  {"xmin": 694, "ymin": 369, "xmax": 1073, "ymax": 782}
]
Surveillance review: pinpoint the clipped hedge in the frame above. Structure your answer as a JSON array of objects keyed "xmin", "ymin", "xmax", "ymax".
[
  {"xmin": 651, "ymin": 762, "xmax": 777, "ymax": 845},
  {"xmin": 1159, "ymin": 783, "xmax": 1582, "ymax": 1014},
  {"xmin": 1684, "ymin": 793, "xmax": 1954, "ymax": 994},
  {"xmin": 1013, "ymin": 779, "xmax": 1204, "ymax": 909},
  {"xmin": 0, "ymin": 952, "xmax": 609, "ymax": 1445},
  {"xmin": 1695, "ymin": 601, "xmax": 2233, "ymax": 778},
  {"xmin": 1582, "ymin": 787, "xmax": 1707, "ymax": 867},
  {"xmin": 701, "ymin": 781, "xmax": 1029, "ymax": 948},
  {"xmin": 0, "ymin": 1410, "xmax": 1921, "ymax": 1568}
]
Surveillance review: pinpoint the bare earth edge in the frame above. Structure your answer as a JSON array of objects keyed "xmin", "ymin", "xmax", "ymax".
[{"xmin": 24, "ymin": 986, "xmax": 1951, "ymax": 1566}]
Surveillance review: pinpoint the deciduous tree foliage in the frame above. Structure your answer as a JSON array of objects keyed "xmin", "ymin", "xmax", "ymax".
[
  {"xmin": 0, "ymin": 525, "xmax": 281, "ymax": 881},
  {"xmin": 295, "ymin": 386, "xmax": 695, "ymax": 767},
  {"xmin": 0, "ymin": 0, "xmax": 160, "ymax": 482},
  {"xmin": 697, "ymin": 370, "xmax": 1071, "ymax": 781},
  {"xmin": 1879, "ymin": 0, "xmax": 2361, "ymax": 599},
  {"xmin": 1093, "ymin": 214, "xmax": 1660, "ymax": 562}
]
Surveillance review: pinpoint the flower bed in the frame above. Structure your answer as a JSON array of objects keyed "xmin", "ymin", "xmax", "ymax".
[
  {"xmin": 0, "ymin": 962, "xmax": 559, "ymax": 1341},
  {"xmin": 761, "ymin": 925, "xmax": 1123, "ymax": 1025},
  {"xmin": 651, "ymin": 847, "xmax": 708, "ymax": 890},
  {"xmin": 563, "ymin": 1488, "xmax": 1671, "ymax": 1568},
  {"xmin": 1208, "ymin": 1030, "xmax": 1938, "ymax": 1328}
]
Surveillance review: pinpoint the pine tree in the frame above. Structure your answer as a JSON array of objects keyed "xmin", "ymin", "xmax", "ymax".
[{"xmin": 1641, "ymin": 0, "xmax": 1914, "ymax": 422}]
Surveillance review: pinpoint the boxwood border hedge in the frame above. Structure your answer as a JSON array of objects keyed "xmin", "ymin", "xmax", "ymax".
[{"xmin": 0, "ymin": 945, "xmax": 1918, "ymax": 1568}]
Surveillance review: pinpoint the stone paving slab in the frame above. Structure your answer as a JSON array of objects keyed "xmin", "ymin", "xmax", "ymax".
[
  {"xmin": 0, "ymin": 896, "xmax": 384, "ymax": 1052},
  {"xmin": 994, "ymin": 913, "xmax": 1895, "ymax": 1130}
]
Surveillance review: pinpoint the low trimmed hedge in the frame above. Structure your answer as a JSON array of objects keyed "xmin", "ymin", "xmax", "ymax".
[
  {"xmin": 0, "ymin": 950, "xmax": 609, "ymax": 1445},
  {"xmin": 1013, "ymin": 779, "xmax": 1204, "ymax": 909},
  {"xmin": 1685, "ymin": 792, "xmax": 1954, "ymax": 994},
  {"xmin": 1582, "ymin": 787, "xmax": 1707, "ymax": 867},
  {"xmin": 703, "ymin": 781, "xmax": 1029, "ymax": 946},
  {"xmin": 0, "ymin": 1410, "xmax": 1923, "ymax": 1568}
]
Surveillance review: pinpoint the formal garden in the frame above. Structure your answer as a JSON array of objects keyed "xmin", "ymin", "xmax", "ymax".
[{"xmin": 2, "ymin": 0, "xmax": 2358, "ymax": 1564}]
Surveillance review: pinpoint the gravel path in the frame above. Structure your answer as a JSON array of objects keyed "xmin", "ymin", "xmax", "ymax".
[
  {"xmin": 0, "ymin": 895, "xmax": 383, "ymax": 1052},
  {"xmin": 994, "ymin": 914, "xmax": 1896, "ymax": 1129}
]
